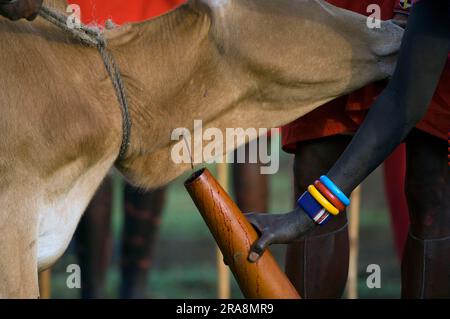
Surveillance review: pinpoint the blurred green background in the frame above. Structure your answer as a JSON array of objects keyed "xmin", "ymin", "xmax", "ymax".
[{"xmin": 49, "ymin": 137, "xmax": 401, "ymax": 299}]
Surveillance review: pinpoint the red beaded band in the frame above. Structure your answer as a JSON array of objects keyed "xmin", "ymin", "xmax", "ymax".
[{"xmin": 313, "ymin": 180, "xmax": 346, "ymax": 213}]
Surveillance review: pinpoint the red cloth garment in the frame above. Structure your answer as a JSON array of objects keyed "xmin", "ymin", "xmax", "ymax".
[
  {"xmin": 281, "ymin": 0, "xmax": 398, "ymax": 152},
  {"xmin": 68, "ymin": 0, "xmax": 186, "ymax": 25},
  {"xmin": 281, "ymin": 0, "xmax": 450, "ymax": 153},
  {"xmin": 282, "ymin": 0, "xmax": 412, "ymax": 262},
  {"xmin": 416, "ymin": 58, "xmax": 450, "ymax": 140},
  {"xmin": 396, "ymin": 0, "xmax": 450, "ymax": 141}
]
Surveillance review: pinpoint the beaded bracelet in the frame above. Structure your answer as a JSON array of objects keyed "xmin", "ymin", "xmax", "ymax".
[
  {"xmin": 319, "ymin": 175, "xmax": 351, "ymax": 206},
  {"xmin": 307, "ymin": 185, "xmax": 340, "ymax": 216},
  {"xmin": 297, "ymin": 191, "xmax": 331, "ymax": 225},
  {"xmin": 313, "ymin": 180, "xmax": 346, "ymax": 213}
]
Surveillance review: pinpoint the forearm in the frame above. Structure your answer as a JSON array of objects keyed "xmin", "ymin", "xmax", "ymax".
[
  {"xmin": 327, "ymin": 87, "xmax": 424, "ymax": 194},
  {"xmin": 246, "ymin": 0, "xmax": 450, "ymax": 261},
  {"xmin": 327, "ymin": 0, "xmax": 450, "ymax": 195}
]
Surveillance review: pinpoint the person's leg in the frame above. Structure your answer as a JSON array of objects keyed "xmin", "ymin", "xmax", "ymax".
[
  {"xmin": 74, "ymin": 176, "xmax": 113, "ymax": 299},
  {"xmin": 285, "ymin": 135, "xmax": 351, "ymax": 298},
  {"xmin": 402, "ymin": 130, "xmax": 450, "ymax": 298},
  {"xmin": 120, "ymin": 185, "xmax": 167, "ymax": 299},
  {"xmin": 383, "ymin": 144, "xmax": 410, "ymax": 260},
  {"xmin": 232, "ymin": 138, "xmax": 270, "ymax": 213}
]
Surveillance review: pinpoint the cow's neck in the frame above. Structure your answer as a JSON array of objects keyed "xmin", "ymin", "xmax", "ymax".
[
  {"xmin": 46, "ymin": 0, "xmax": 68, "ymax": 11},
  {"xmin": 106, "ymin": 3, "xmax": 213, "ymax": 143},
  {"xmin": 105, "ymin": 3, "xmax": 236, "ymax": 175}
]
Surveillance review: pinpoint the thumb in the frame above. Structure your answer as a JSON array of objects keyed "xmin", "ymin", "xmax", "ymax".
[
  {"xmin": 248, "ymin": 232, "xmax": 274, "ymax": 263},
  {"xmin": 244, "ymin": 212, "xmax": 265, "ymax": 234}
]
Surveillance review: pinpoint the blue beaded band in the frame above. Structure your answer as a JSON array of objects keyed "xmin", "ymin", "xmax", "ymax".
[
  {"xmin": 297, "ymin": 191, "xmax": 331, "ymax": 225},
  {"xmin": 319, "ymin": 175, "xmax": 350, "ymax": 206}
]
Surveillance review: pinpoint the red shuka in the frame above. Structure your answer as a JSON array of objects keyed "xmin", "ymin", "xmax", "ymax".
[
  {"xmin": 68, "ymin": 0, "xmax": 186, "ymax": 24},
  {"xmin": 281, "ymin": 0, "xmax": 450, "ymax": 153}
]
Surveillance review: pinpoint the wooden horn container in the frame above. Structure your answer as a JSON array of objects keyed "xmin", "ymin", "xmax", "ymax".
[{"xmin": 185, "ymin": 168, "xmax": 300, "ymax": 299}]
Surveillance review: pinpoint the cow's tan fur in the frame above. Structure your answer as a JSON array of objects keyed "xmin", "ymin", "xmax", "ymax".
[{"xmin": 0, "ymin": 0, "xmax": 403, "ymax": 297}]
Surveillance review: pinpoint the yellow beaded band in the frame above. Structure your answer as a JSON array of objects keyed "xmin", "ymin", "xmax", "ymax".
[{"xmin": 307, "ymin": 185, "xmax": 340, "ymax": 216}]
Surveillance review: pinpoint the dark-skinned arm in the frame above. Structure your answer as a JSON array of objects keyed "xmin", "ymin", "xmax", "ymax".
[{"xmin": 247, "ymin": 0, "xmax": 450, "ymax": 262}]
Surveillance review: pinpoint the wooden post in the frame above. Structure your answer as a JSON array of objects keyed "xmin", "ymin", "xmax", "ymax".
[
  {"xmin": 217, "ymin": 161, "xmax": 231, "ymax": 299},
  {"xmin": 38, "ymin": 269, "xmax": 52, "ymax": 299},
  {"xmin": 347, "ymin": 185, "xmax": 361, "ymax": 299},
  {"xmin": 185, "ymin": 168, "xmax": 300, "ymax": 299}
]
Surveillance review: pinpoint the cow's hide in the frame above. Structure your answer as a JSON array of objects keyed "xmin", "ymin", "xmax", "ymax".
[{"xmin": 0, "ymin": 0, "xmax": 403, "ymax": 297}]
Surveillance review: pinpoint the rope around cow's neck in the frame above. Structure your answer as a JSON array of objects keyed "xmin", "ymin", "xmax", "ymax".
[{"xmin": 38, "ymin": 5, "xmax": 131, "ymax": 162}]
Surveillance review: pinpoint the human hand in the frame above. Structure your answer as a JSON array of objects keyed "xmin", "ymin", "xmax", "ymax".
[{"xmin": 245, "ymin": 206, "xmax": 316, "ymax": 263}]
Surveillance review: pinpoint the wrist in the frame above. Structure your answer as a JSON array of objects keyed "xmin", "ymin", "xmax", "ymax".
[
  {"xmin": 291, "ymin": 206, "xmax": 316, "ymax": 233},
  {"xmin": 296, "ymin": 175, "xmax": 350, "ymax": 226}
]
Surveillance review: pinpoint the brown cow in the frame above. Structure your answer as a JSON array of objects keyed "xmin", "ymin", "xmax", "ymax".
[{"xmin": 0, "ymin": 0, "xmax": 403, "ymax": 297}]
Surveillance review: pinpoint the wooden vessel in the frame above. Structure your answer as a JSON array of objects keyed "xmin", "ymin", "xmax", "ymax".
[{"xmin": 185, "ymin": 168, "xmax": 300, "ymax": 299}]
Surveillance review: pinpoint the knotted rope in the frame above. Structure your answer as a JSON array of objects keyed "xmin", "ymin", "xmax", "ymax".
[{"xmin": 39, "ymin": 5, "xmax": 131, "ymax": 161}]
